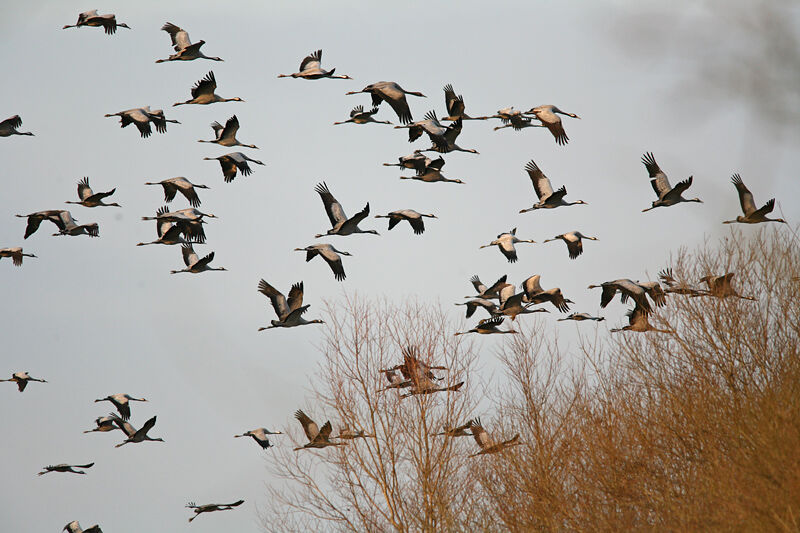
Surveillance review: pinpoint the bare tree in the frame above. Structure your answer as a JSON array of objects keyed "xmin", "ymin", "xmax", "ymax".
[{"xmin": 262, "ymin": 297, "xmax": 495, "ymax": 532}]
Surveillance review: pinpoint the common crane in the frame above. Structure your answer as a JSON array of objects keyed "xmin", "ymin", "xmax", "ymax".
[
  {"xmin": 543, "ymin": 232, "xmax": 598, "ymax": 259},
  {"xmin": 334, "ymin": 105, "xmax": 392, "ymax": 125},
  {"xmin": 110, "ymin": 414, "xmax": 164, "ymax": 448},
  {"xmin": 498, "ymin": 284, "xmax": 551, "ymax": 320},
  {"xmin": 63, "ymin": 520, "xmax": 103, "ymax": 533},
  {"xmin": 0, "ymin": 372, "xmax": 46, "ymax": 392},
  {"xmin": 0, "ymin": 115, "xmax": 33, "ymax": 137},
  {"xmin": 519, "ymin": 160, "xmax": 587, "ymax": 213},
  {"xmin": 441, "ymin": 84, "xmax": 488, "ymax": 121},
  {"xmin": 173, "ymin": 71, "xmax": 243, "ymax": 106},
  {"xmin": 695, "ymin": 272, "xmax": 756, "ymax": 301},
  {"xmin": 137, "ymin": 206, "xmax": 195, "ymax": 246},
  {"xmin": 519, "ymin": 275, "xmax": 573, "ymax": 313},
  {"xmin": 104, "ymin": 107, "xmax": 180, "ymax": 138},
  {"xmin": 204, "ymin": 152, "xmax": 264, "ymax": 182},
  {"xmin": 375, "ymin": 209, "xmax": 437, "ymax": 235},
  {"xmin": 468, "ymin": 418, "xmax": 521, "ymax": 457},
  {"xmin": 38, "ymin": 463, "xmax": 94, "ymax": 476},
  {"xmin": 257, "ymin": 279, "xmax": 323, "ymax": 330},
  {"xmin": 0, "ymin": 247, "xmax": 36, "ymax": 266},
  {"xmin": 723, "ymin": 174, "xmax": 787, "ymax": 224},
  {"xmin": 658, "ymin": 268, "xmax": 707, "ymax": 296},
  {"xmin": 278, "ymin": 49, "xmax": 352, "ymax": 79},
  {"xmin": 455, "ymin": 298, "xmax": 500, "ymax": 319},
  {"xmin": 383, "ymin": 152, "xmax": 431, "ymax": 172},
  {"xmin": 145, "ymin": 177, "xmax": 208, "ymax": 208},
  {"xmin": 83, "ymin": 416, "xmax": 120, "ymax": 434},
  {"xmin": 400, "ymin": 156, "xmax": 464, "ymax": 184},
  {"xmin": 465, "ymin": 274, "xmax": 508, "ymax": 300},
  {"xmin": 454, "ymin": 316, "xmax": 518, "ymax": 336},
  {"xmin": 434, "ymin": 422, "xmax": 473, "ymax": 437},
  {"xmin": 186, "ymin": 500, "xmax": 244, "ymax": 522},
  {"xmin": 170, "ymin": 244, "xmax": 226, "ymax": 274},
  {"xmin": 558, "ymin": 313, "xmax": 605, "ymax": 322},
  {"xmin": 234, "ymin": 428, "xmax": 282, "ymax": 450},
  {"xmin": 95, "ymin": 393, "xmax": 147, "ymax": 420},
  {"xmin": 346, "ymin": 81, "xmax": 426, "ymax": 124},
  {"xmin": 640, "ymin": 152, "xmax": 702, "ymax": 212},
  {"xmin": 524, "ymin": 105, "xmax": 580, "ymax": 145},
  {"xmin": 51, "ymin": 211, "xmax": 99, "ymax": 237},
  {"xmin": 610, "ymin": 303, "xmax": 673, "ymax": 334},
  {"xmin": 479, "ymin": 228, "xmax": 535, "ymax": 263},
  {"xmin": 198, "ymin": 115, "xmax": 257, "ymax": 148},
  {"xmin": 63, "ymin": 10, "xmax": 129, "ymax": 34},
  {"xmin": 65, "ymin": 178, "xmax": 120, "ymax": 208},
  {"xmin": 314, "ymin": 181, "xmax": 379, "ymax": 237},
  {"xmin": 587, "ymin": 279, "xmax": 654, "ymax": 313},
  {"xmin": 294, "ymin": 243, "xmax": 351, "ymax": 281},
  {"xmin": 16, "ymin": 210, "xmax": 72, "ymax": 239},
  {"xmin": 293, "ymin": 409, "xmax": 345, "ymax": 450},
  {"xmin": 156, "ymin": 22, "xmax": 222, "ymax": 63}
]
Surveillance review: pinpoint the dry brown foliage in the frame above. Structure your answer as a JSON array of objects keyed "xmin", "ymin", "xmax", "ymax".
[{"xmin": 263, "ymin": 228, "xmax": 800, "ymax": 532}]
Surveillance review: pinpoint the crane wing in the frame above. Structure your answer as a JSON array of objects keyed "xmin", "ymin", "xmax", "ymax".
[
  {"xmin": 383, "ymin": 91, "xmax": 413, "ymax": 125},
  {"xmin": 315, "ymin": 182, "xmax": 347, "ymax": 226},
  {"xmin": 470, "ymin": 275, "xmax": 486, "ymax": 293},
  {"xmin": 23, "ymin": 216, "xmax": 44, "ymax": 239},
  {"xmin": 134, "ymin": 416, "xmax": 157, "ymax": 439},
  {"xmin": 77, "ymin": 177, "xmax": 93, "ymax": 201},
  {"xmin": 162, "ymin": 22, "xmax": 191, "ymax": 50},
  {"xmin": 469, "ymin": 419, "xmax": 492, "ymax": 449},
  {"xmin": 0, "ymin": 115, "xmax": 23, "ymax": 130},
  {"xmin": 192, "ymin": 71, "xmax": 216, "ymax": 98},
  {"xmin": 258, "ymin": 279, "xmax": 289, "ymax": 318},
  {"xmin": 181, "ymin": 244, "xmax": 198, "ymax": 266},
  {"xmin": 751, "ymin": 198, "xmax": 776, "ymax": 219},
  {"xmin": 730, "ymin": 174, "xmax": 756, "ymax": 215},
  {"xmin": 222, "ymin": 115, "xmax": 240, "ymax": 140},
  {"xmin": 193, "ymin": 251, "xmax": 215, "ymax": 269},
  {"xmin": 525, "ymin": 160, "xmax": 552, "ymax": 200},
  {"xmin": 294, "ymin": 409, "xmax": 318, "ymax": 440},
  {"xmin": 317, "ymin": 421, "xmax": 333, "ymax": 440},
  {"xmin": 345, "ymin": 203, "xmax": 370, "ymax": 228},
  {"xmin": 299, "ymin": 49, "xmax": 322, "ymax": 72},
  {"xmin": 287, "ymin": 281, "xmax": 304, "ymax": 311},
  {"xmin": 641, "ymin": 152, "xmax": 672, "ymax": 197}
]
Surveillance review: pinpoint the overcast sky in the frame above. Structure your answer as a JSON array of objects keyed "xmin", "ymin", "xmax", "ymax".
[{"xmin": 1, "ymin": 1, "xmax": 798, "ymax": 531}]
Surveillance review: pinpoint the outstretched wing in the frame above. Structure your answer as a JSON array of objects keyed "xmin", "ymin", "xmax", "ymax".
[
  {"xmin": 294, "ymin": 409, "xmax": 318, "ymax": 441},
  {"xmin": 192, "ymin": 71, "xmax": 216, "ymax": 98},
  {"xmin": 258, "ymin": 279, "xmax": 289, "ymax": 318},
  {"xmin": 162, "ymin": 22, "xmax": 191, "ymax": 51},
  {"xmin": 641, "ymin": 152, "xmax": 671, "ymax": 197},
  {"xmin": 181, "ymin": 244, "xmax": 198, "ymax": 266},
  {"xmin": 730, "ymin": 173, "xmax": 756, "ymax": 215},
  {"xmin": 287, "ymin": 282, "xmax": 304, "ymax": 311},
  {"xmin": 525, "ymin": 160, "xmax": 553, "ymax": 200},
  {"xmin": 315, "ymin": 182, "xmax": 347, "ymax": 226},
  {"xmin": 77, "ymin": 177, "xmax": 93, "ymax": 201},
  {"xmin": 299, "ymin": 49, "xmax": 322, "ymax": 72}
]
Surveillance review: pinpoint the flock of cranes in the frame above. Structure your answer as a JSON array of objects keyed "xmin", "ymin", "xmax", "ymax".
[{"xmin": 2, "ymin": 9, "xmax": 792, "ymax": 531}]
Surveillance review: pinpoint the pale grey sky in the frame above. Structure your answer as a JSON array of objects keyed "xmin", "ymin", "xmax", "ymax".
[{"xmin": 1, "ymin": 1, "xmax": 798, "ymax": 531}]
